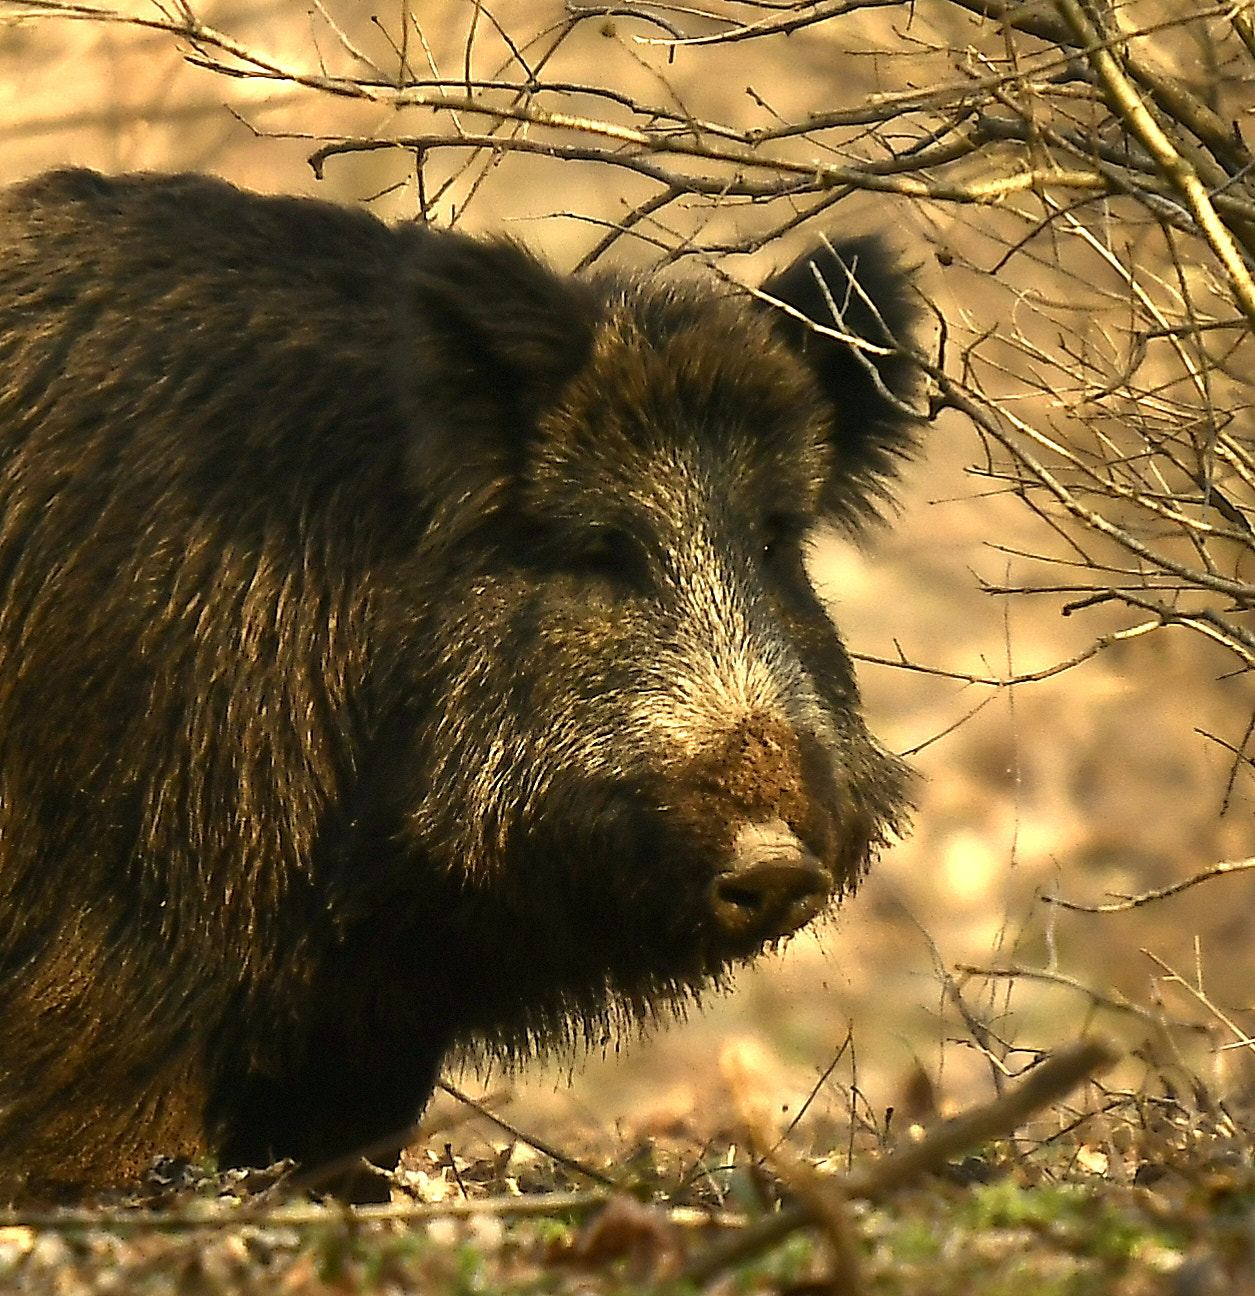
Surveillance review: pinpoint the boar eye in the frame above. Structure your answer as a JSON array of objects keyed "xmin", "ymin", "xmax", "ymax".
[
  {"xmin": 761, "ymin": 514, "xmax": 805, "ymax": 563},
  {"xmin": 569, "ymin": 525, "xmax": 645, "ymax": 586}
]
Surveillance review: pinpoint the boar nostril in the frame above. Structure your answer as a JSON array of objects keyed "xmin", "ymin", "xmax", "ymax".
[{"xmin": 709, "ymin": 819, "xmax": 831, "ymax": 944}]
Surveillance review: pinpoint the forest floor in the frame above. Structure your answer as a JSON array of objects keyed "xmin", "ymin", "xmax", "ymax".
[{"xmin": 2, "ymin": 1017, "xmax": 1252, "ymax": 1295}]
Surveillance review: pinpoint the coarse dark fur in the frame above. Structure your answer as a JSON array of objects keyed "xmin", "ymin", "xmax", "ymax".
[{"xmin": 0, "ymin": 168, "xmax": 921, "ymax": 1198}]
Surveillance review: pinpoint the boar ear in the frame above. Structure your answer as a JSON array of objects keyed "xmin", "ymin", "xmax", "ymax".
[
  {"xmin": 401, "ymin": 230, "xmax": 599, "ymax": 454},
  {"xmin": 759, "ymin": 236, "xmax": 921, "ymax": 527}
]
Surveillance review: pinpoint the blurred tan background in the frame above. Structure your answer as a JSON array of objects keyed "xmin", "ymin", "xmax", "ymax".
[{"xmin": 3, "ymin": 0, "xmax": 1252, "ymax": 1152}]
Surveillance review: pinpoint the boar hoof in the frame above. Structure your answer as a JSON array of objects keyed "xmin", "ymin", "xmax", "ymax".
[{"xmin": 710, "ymin": 820, "xmax": 831, "ymax": 945}]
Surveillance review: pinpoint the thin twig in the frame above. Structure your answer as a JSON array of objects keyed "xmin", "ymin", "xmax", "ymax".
[{"xmin": 436, "ymin": 1080, "xmax": 616, "ymax": 1188}]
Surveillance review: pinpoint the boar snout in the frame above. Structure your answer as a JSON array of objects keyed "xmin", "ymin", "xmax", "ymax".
[{"xmin": 709, "ymin": 818, "xmax": 831, "ymax": 946}]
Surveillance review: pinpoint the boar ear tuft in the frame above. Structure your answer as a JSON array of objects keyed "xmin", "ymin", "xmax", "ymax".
[{"xmin": 759, "ymin": 236, "xmax": 922, "ymax": 528}]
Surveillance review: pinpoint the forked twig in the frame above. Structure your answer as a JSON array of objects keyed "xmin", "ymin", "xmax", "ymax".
[{"xmin": 1045, "ymin": 858, "xmax": 1255, "ymax": 913}]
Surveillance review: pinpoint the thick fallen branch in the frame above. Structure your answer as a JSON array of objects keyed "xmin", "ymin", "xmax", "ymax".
[{"xmin": 682, "ymin": 1036, "xmax": 1120, "ymax": 1286}]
